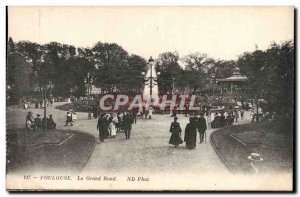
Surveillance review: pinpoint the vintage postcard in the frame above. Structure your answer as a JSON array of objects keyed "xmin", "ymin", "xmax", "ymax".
[{"xmin": 6, "ymin": 6, "xmax": 294, "ymax": 191}]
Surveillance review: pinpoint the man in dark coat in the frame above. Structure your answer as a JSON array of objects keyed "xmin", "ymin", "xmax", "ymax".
[
  {"xmin": 184, "ymin": 117, "xmax": 197, "ymax": 149},
  {"xmin": 97, "ymin": 114, "xmax": 106, "ymax": 142},
  {"xmin": 88, "ymin": 106, "xmax": 92, "ymax": 119},
  {"xmin": 34, "ymin": 114, "xmax": 42, "ymax": 130},
  {"xmin": 123, "ymin": 113, "xmax": 133, "ymax": 139},
  {"xmin": 132, "ymin": 107, "xmax": 138, "ymax": 124},
  {"xmin": 197, "ymin": 113, "xmax": 207, "ymax": 143},
  {"xmin": 42, "ymin": 116, "xmax": 48, "ymax": 130},
  {"xmin": 169, "ymin": 117, "xmax": 183, "ymax": 147},
  {"xmin": 47, "ymin": 115, "xmax": 56, "ymax": 130}
]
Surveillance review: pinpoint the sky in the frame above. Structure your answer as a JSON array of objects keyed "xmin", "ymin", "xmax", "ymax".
[{"xmin": 8, "ymin": 6, "xmax": 294, "ymax": 60}]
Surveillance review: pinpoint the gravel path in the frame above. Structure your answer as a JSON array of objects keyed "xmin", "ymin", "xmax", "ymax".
[
  {"xmin": 8, "ymin": 103, "xmax": 292, "ymax": 191},
  {"xmin": 7, "ymin": 103, "xmax": 230, "ymax": 175},
  {"xmin": 81, "ymin": 114, "xmax": 231, "ymax": 175}
]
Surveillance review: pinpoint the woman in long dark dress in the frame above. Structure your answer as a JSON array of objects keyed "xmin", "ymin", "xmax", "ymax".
[
  {"xmin": 169, "ymin": 117, "xmax": 183, "ymax": 147},
  {"xmin": 184, "ymin": 117, "xmax": 197, "ymax": 149}
]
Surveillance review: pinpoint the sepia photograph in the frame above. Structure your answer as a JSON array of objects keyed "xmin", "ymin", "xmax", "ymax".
[{"xmin": 6, "ymin": 6, "xmax": 294, "ymax": 191}]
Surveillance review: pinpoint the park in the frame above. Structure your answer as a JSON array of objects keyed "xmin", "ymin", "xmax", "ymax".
[
  {"xmin": 6, "ymin": 39, "xmax": 294, "ymax": 191},
  {"xmin": 6, "ymin": 6, "xmax": 294, "ymax": 191}
]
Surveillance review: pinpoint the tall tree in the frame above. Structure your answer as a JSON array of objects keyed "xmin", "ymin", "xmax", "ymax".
[
  {"xmin": 156, "ymin": 51, "xmax": 182, "ymax": 94},
  {"xmin": 7, "ymin": 53, "xmax": 32, "ymax": 104},
  {"xmin": 181, "ymin": 52, "xmax": 212, "ymax": 93}
]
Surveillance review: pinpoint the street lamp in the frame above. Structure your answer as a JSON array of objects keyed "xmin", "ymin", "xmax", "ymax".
[
  {"xmin": 142, "ymin": 56, "xmax": 160, "ymax": 97},
  {"xmin": 48, "ymin": 81, "xmax": 53, "ymax": 98},
  {"xmin": 42, "ymin": 80, "xmax": 53, "ymax": 131},
  {"xmin": 172, "ymin": 77, "xmax": 176, "ymax": 94},
  {"xmin": 211, "ymin": 74, "xmax": 216, "ymax": 96},
  {"xmin": 84, "ymin": 72, "xmax": 93, "ymax": 97}
]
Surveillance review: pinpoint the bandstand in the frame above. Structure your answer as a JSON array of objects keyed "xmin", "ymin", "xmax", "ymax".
[{"xmin": 216, "ymin": 67, "xmax": 248, "ymax": 95}]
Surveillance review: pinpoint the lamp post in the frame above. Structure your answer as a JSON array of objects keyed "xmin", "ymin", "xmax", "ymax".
[
  {"xmin": 212, "ymin": 74, "xmax": 216, "ymax": 96},
  {"xmin": 49, "ymin": 81, "xmax": 53, "ymax": 98},
  {"xmin": 43, "ymin": 80, "xmax": 53, "ymax": 131},
  {"xmin": 210, "ymin": 74, "xmax": 216, "ymax": 96},
  {"xmin": 172, "ymin": 77, "xmax": 176, "ymax": 94},
  {"xmin": 142, "ymin": 56, "xmax": 160, "ymax": 98},
  {"xmin": 84, "ymin": 72, "xmax": 93, "ymax": 97}
]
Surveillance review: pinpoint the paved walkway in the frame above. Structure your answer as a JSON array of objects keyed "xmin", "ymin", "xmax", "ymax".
[
  {"xmin": 8, "ymin": 103, "xmax": 292, "ymax": 190},
  {"xmin": 7, "ymin": 103, "xmax": 233, "ymax": 175}
]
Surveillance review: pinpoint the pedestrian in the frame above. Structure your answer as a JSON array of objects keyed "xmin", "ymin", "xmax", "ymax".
[
  {"xmin": 184, "ymin": 117, "xmax": 197, "ymax": 149},
  {"xmin": 108, "ymin": 113, "xmax": 118, "ymax": 138},
  {"xmin": 47, "ymin": 114, "xmax": 56, "ymax": 130},
  {"xmin": 123, "ymin": 113, "xmax": 133, "ymax": 139},
  {"xmin": 148, "ymin": 106, "xmax": 153, "ymax": 119},
  {"xmin": 240, "ymin": 109, "xmax": 244, "ymax": 120},
  {"xmin": 234, "ymin": 109, "xmax": 239, "ymax": 122},
  {"xmin": 184, "ymin": 103, "xmax": 189, "ymax": 117},
  {"xmin": 97, "ymin": 113, "xmax": 106, "ymax": 142},
  {"xmin": 65, "ymin": 112, "xmax": 73, "ymax": 126},
  {"xmin": 25, "ymin": 112, "xmax": 34, "ymax": 129},
  {"xmin": 50, "ymin": 98, "xmax": 53, "ymax": 107},
  {"xmin": 103, "ymin": 114, "xmax": 110, "ymax": 138},
  {"xmin": 42, "ymin": 116, "xmax": 48, "ymax": 130},
  {"xmin": 132, "ymin": 108, "xmax": 137, "ymax": 124},
  {"xmin": 88, "ymin": 106, "xmax": 92, "ymax": 119},
  {"xmin": 35, "ymin": 100, "xmax": 39, "ymax": 108},
  {"xmin": 34, "ymin": 114, "xmax": 42, "ymax": 130},
  {"xmin": 197, "ymin": 113, "xmax": 207, "ymax": 143},
  {"xmin": 169, "ymin": 117, "xmax": 183, "ymax": 148},
  {"xmin": 93, "ymin": 106, "xmax": 97, "ymax": 119},
  {"xmin": 171, "ymin": 107, "xmax": 177, "ymax": 117},
  {"xmin": 24, "ymin": 100, "xmax": 28, "ymax": 109}
]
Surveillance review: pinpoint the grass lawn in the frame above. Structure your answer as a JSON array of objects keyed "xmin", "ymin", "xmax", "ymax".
[
  {"xmin": 210, "ymin": 120, "xmax": 293, "ymax": 174},
  {"xmin": 7, "ymin": 129, "xmax": 96, "ymax": 174},
  {"xmin": 56, "ymin": 100, "xmax": 95, "ymax": 112}
]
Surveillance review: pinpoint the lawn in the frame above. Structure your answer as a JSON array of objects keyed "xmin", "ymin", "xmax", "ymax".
[
  {"xmin": 56, "ymin": 100, "xmax": 95, "ymax": 112},
  {"xmin": 210, "ymin": 120, "xmax": 293, "ymax": 174},
  {"xmin": 7, "ymin": 129, "xmax": 96, "ymax": 174}
]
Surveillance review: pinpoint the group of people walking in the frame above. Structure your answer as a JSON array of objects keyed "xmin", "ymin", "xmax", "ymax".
[
  {"xmin": 169, "ymin": 113, "xmax": 207, "ymax": 149},
  {"xmin": 21, "ymin": 97, "xmax": 55, "ymax": 109},
  {"xmin": 97, "ymin": 112, "xmax": 134, "ymax": 142}
]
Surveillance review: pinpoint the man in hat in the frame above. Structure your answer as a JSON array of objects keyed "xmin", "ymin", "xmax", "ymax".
[
  {"xmin": 97, "ymin": 113, "xmax": 106, "ymax": 142},
  {"xmin": 123, "ymin": 113, "xmax": 133, "ymax": 139},
  {"xmin": 65, "ymin": 112, "xmax": 73, "ymax": 126},
  {"xmin": 169, "ymin": 116, "xmax": 183, "ymax": 147},
  {"xmin": 88, "ymin": 106, "xmax": 92, "ymax": 120},
  {"xmin": 47, "ymin": 115, "xmax": 56, "ymax": 130},
  {"xmin": 184, "ymin": 117, "xmax": 197, "ymax": 149},
  {"xmin": 34, "ymin": 114, "xmax": 42, "ymax": 130},
  {"xmin": 25, "ymin": 112, "xmax": 34, "ymax": 129},
  {"xmin": 42, "ymin": 116, "xmax": 48, "ymax": 130},
  {"xmin": 197, "ymin": 113, "xmax": 207, "ymax": 143}
]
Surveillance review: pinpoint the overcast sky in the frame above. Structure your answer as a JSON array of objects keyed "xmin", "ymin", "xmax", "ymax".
[{"xmin": 8, "ymin": 6, "xmax": 294, "ymax": 60}]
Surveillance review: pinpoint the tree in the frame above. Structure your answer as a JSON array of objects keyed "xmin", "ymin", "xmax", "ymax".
[
  {"xmin": 156, "ymin": 51, "xmax": 183, "ymax": 94},
  {"xmin": 7, "ymin": 37, "xmax": 16, "ymax": 55},
  {"xmin": 126, "ymin": 54, "xmax": 147, "ymax": 93},
  {"xmin": 208, "ymin": 59, "xmax": 235, "ymax": 79},
  {"xmin": 237, "ymin": 41, "xmax": 294, "ymax": 124},
  {"xmin": 181, "ymin": 52, "xmax": 212, "ymax": 93},
  {"xmin": 7, "ymin": 53, "xmax": 32, "ymax": 104}
]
